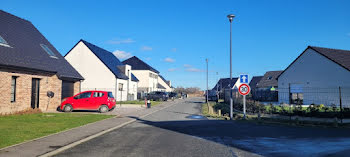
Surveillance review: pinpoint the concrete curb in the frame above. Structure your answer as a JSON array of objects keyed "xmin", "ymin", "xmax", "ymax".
[{"xmin": 39, "ymin": 100, "xmax": 178, "ymax": 157}]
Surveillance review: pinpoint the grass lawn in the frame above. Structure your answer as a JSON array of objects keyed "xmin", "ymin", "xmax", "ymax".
[
  {"xmin": 116, "ymin": 100, "xmax": 162, "ymax": 106},
  {"xmin": 0, "ymin": 113, "xmax": 113, "ymax": 149}
]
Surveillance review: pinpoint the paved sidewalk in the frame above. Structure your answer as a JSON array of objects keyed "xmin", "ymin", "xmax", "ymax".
[{"xmin": 0, "ymin": 99, "xmax": 182, "ymax": 157}]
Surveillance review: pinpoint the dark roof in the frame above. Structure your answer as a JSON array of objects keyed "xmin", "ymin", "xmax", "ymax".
[
  {"xmin": 79, "ymin": 40, "xmax": 129, "ymax": 80},
  {"xmin": 122, "ymin": 56, "xmax": 159, "ymax": 73},
  {"xmin": 212, "ymin": 78, "xmax": 238, "ymax": 91},
  {"xmin": 0, "ymin": 10, "xmax": 83, "ymax": 80},
  {"xmin": 249, "ymin": 76, "xmax": 263, "ymax": 90},
  {"xmin": 157, "ymin": 83, "xmax": 166, "ymax": 89},
  {"xmin": 256, "ymin": 71, "xmax": 283, "ymax": 88},
  {"xmin": 131, "ymin": 73, "xmax": 139, "ymax": 82},
  {"xmin": 278, "ymin": 46, "xmax": 350, "ymax": 79},
  {"xmin": 159, "ymin": 75, "xmax": 171, "ymax": 87}
]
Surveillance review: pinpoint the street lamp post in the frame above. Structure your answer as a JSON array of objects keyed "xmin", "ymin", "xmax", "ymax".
[
  {"xmin": 227, "ymin": 14, "xmax": 235, "ymax": 120},
  {"xmin": 206, "ymin": 59, "xmax": 209, "ymax": 106}
]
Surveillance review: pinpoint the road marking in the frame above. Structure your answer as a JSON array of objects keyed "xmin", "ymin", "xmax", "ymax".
[{"xmin": 39, "ymin": 100, "xmax": 180, "ymax": 157}]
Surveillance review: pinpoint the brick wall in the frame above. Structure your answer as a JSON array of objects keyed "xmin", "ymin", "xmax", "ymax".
[{"xmin": 0, "ymin": 69, "xmax": 80, "ymax": 114}]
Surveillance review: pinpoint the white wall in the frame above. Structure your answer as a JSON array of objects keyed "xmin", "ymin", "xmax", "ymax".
[
  {"xmin": 278, "ymin": 48, "xmax": 350, "ymax": 107},
  {"xmin": 115, "ymin": 78, "xmax": 128, "ymax": 101},
  {"xmin": 149, "ymin": 71, "xmax": 158, "ymax": 92},
  {"xmin": 65, "ymin": 41, "xmax": 134, "ymax": 101},
  {"xmin": 132, "ymin": 70, "xmax": 159, "ymax": 93},
  {"xmin": 65, "ymin": 41, "xmax": 116, "ymax": 94},
  {"xmin": 132, "ymin": 70, "xmax": 149, "ymax": 91}
]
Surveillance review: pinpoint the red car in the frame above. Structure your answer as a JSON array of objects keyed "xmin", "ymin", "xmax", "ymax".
[{"xmin": 60, "ymin": 91, "xmax": 116, "ymax": 113}]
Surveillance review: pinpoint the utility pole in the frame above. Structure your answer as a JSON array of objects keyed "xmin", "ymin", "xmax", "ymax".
[
  {"xmin": 227, "ymin": 14, "xmax": 235, "ymax": 120},
  {"xmin": 216, "ymin": 72, "xmax": 219, "ymax": 99}
]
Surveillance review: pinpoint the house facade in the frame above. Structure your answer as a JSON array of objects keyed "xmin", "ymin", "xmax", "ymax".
[
  {"xmin": 249, "ymin": 76, "xmax": 263, "ymax": 100},
  {"xmin": 212, "ymin": 78, "xmax": 240, "ymax": 102},
  {"xmin": 64, "ymin": 40, "xmax": 138, "ymax": 101},
  {"xmin": 122, "ymin": 56, "xmax": 161, "ymax": 96},
  {"xmin": 278, "ymin": 46, "xmax": 350, "ymax": 107},
  {"xmin": 255, "ymin": 71, "xmax": 283, "ymax": 102},
  {"xmin": 0, "ymin": 10, "xmax": 83, "ymax": 114}
]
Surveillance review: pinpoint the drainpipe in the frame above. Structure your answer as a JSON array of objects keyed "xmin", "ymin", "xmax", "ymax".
[{"xmin": 115, "ymin": 78, "xmax": 118, "ymax": 101}]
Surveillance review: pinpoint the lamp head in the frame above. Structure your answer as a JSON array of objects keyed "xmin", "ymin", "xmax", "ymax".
[{"xmin": 227, "ymin": 14, "xmax": 235, "ymax": 23}]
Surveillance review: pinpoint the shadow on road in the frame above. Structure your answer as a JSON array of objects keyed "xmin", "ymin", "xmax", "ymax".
[{"xmin": 128, "ymin": 116, "xmax": 350, "ymax": 157}]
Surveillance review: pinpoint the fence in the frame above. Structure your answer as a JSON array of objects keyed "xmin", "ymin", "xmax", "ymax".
[{"xmin": 222, "ymin": 87, "xmax": 350, "ymax": 108}]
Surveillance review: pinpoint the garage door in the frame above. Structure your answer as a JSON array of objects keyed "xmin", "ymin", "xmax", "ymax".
[{"xmin": 62, "ymin": 81, "xmax": 74, "ymax": 99}]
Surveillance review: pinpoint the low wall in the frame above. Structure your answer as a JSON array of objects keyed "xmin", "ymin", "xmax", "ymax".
[{"xmin": 260, "ymin": 114, "xmax": 350, "ymax": 123}]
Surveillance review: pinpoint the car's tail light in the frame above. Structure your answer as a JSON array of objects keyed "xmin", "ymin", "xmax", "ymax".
[{"xmin": 108, "ymin": 97, "xmax": 115, "ymax": 102}]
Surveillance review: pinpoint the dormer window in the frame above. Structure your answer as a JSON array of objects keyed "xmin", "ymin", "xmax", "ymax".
[
  {"xmin": 40, "ymin": 44, "xmax": 57, "ymax": 58},
  {"xmin": 0, "ymin": 35, "xmax": 10, "ymax": 47}
]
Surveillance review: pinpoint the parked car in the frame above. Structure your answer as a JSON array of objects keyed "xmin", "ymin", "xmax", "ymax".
[
  {"xmin": 146, "ymin": 91, "xmax": 169, "ymax": 101},
  {"xmin": 205, "ymin": 90, "xmax": 218, "ymax": 102},
  {"xmin": 60, "ymin": 91, "xmax": 116, "ymax": 113},
  {"xmin": 168, "ymin": 92, "xmax": 178, "ymax": 99}
]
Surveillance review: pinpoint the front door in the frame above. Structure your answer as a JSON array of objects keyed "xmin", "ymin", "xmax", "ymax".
[{"xmin": 31, "ymin": 78, "xmax": 40, "ymax": 109}]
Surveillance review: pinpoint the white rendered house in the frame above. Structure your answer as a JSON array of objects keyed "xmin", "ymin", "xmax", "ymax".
[
  {"xmin": 122, "ymin": 56, "xmax": 161, "ymax": 95},
  {"xmin": 278, "ymin": 46, "xmax": 350, "ymax": 107},
  {"xmin": 64, "ymin": 40, "xmax": 139, "ymax": 101}
]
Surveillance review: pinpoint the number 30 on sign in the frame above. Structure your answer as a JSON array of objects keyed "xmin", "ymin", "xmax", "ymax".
[{"xmin": 238, "ymin": 84, "xmax": 250, "ymax": 96}]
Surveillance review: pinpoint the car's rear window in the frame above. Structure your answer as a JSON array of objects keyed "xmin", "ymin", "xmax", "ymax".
[{"xmin": 108, "ymin": 92, "xmax": 114, "ymax": 98}]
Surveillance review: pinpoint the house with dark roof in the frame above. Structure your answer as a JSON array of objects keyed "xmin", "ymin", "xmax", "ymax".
[
  {"xmin": 0, "ymin": 10, "xmax": 83, "ymax": 114},
  {"xmin": 278, "ymin": 46, "xmax": 350, "ymax": 106},
  {"xmin": 249, "ymin": 76, "xmax": 263, "ymax": 100},
  {"xmin": 64, "ymin": 40, "xmax": 139, "ymax": 101},
  {"xmin": 158, "ymin": 75, "xmax": 174, "ymax": 92},
  {"xmin": 122, "ymin": 56, "xmax": 162, "ymax": 94},
  {"xmin": 212, "ymin": 78, "xmax": 241, "ymax": 102},
  {"xmin": 254, "ymin": 71, "xmax": 283, "ymax": 102},
  {"xmin": 212, "ymin": 78, "xmax": 239, "ymax": 92}
]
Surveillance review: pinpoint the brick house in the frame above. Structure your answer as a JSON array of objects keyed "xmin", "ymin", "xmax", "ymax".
[{"xmin": 0, "ymin": 10, "xmax": 83, "ymax": 114}]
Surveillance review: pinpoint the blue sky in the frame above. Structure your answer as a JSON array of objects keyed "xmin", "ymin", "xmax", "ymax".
[{"xmin": 1, "ymin": 0, "xmax": 350, "ymax": 89}]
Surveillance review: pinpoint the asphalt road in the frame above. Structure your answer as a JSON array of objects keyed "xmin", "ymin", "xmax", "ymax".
[{"xmin": 55, "ymin": 97, "xmax": 350, "ymax": 157}]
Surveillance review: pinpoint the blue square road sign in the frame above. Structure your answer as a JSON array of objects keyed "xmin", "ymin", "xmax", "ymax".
[{"xmin": 240, "ymin": 74, "xmax": 248, "ymax": 84}]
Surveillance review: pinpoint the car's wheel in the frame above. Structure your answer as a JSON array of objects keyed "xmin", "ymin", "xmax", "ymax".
[
  {"xmin": 99, "ymin": 105, "xmax": 109, "ymax": 113},
  {"xmin": 63, "ymin": 104, "xmax": 73, "ymax": 112}
]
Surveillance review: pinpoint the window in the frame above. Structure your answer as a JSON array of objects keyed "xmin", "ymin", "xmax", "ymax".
[
  {"xmin": 291, "ymin": 93, "xmax": 303, "ymax": 105},
  {"xmin": 0, "ymin": 35, "xmax": 10, "ymax": 47},
  {"xmin": 74, "ymin": 92, "xmax": 92, "ymax": 99},
  {"xmin": 11, "ymin": 76, "xmax": 17, "ymax": 102},
  {"xmin": 93, "ymin": 92, "xmax": 104, "ymax": 97},
  {"xmin": 118, "ymin": 83, "xmax": 123, "ymax": 91},
  {"xmin": 267, "ymin": 76, "xmax": 273, "ymax": 80},
  {"xmin": 40, "ymin": 44, "xmax": 57, "ymax": 58}
]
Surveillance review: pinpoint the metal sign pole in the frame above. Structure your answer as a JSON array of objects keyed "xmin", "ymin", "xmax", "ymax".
[{"xmin": 243, "ymin": 95, "xmax": 246, "ymax": 119}]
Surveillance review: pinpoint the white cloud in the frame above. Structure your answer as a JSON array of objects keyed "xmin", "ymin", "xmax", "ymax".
[
  {"xmin": 171, "ymin": 48, "xmax": 177, "ymax": 52},
  {"xmin": 113, "ymin": 50, "xmax": 132, "ymax": 59},
  {"xmin": 141, "ymin": 46, "xmax": 153, "ymax": 51},
  {"xmin": 107, "ymin": 38, "xmax": 135, "ymax": 44},
  {"xmin": 186, "ymin": 68, "xmax": 204, "ymax": 72},
  {"xmin": 184, "ymin": 64, "xmax": 192, "ymax": 68},
  {"xmin": 144, "ymin": 57, "xmax": 152, "ymax": 61},
  {"xmin": 168, "ymin": 68, "xmax": 178, "ymax": 72},
  {"xmin": 164, "ymin": 57, "xmax": 175, "ymax": 63}
]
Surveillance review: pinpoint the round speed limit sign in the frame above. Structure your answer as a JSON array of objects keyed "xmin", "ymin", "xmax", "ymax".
[{"xmin": 238, "ymin": 84, "xmax": 250, "ymax": 96}]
